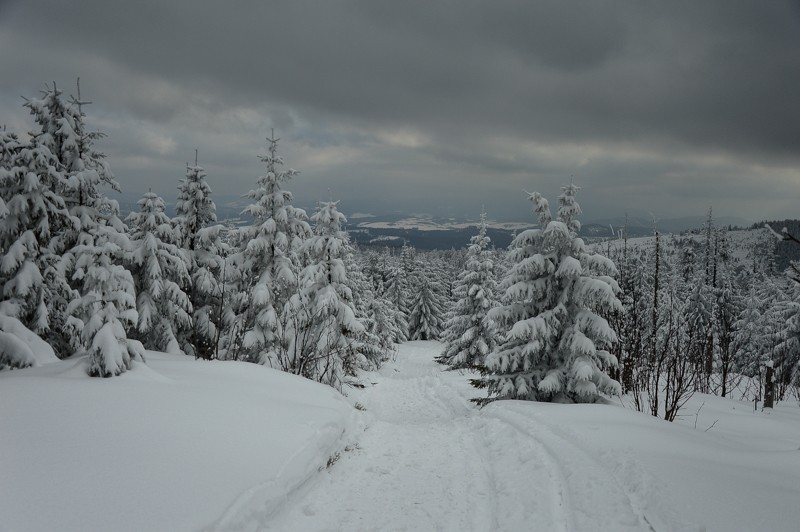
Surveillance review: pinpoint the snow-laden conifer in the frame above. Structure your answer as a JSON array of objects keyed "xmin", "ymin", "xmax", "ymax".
[
  {"xmin": 67, "ymin": 229, "xmax": 144, "ymax": 377},
  {"xmin": 438, "ymin": 212, "xmax": 497, "ymax": 369},
  {"xmin": 382, "ymin": 265, "xmax": 410, "ymax": 342},
  {"xmin": 175, "ymin": 164, "xmax": 216, "ymax": 251},
  {"xmin": 363, "ymin": 294, "xmax": 402, "ymax": 356},
  {"xmin": 174, "ymin": 162, "xmax": 228, "ymax": 359},
  {"xmin": 346, "ymin": 252, "xmax": 394, "ymax": 369},
  {"xmin": 775, "ymin": 283, "xmax": 800, "ymax": 395},
  {"xmin": 407, "ymin": 265, "xmax": 447, "ymax": 341},
  {"xmin": 0, "ymin": 309, "xmax": 59, "ymax": 370},
  {"xmin": 713, "ymin": 271, "xmax": 742, "ymax": 397},
  {"xmin": 734, "ymin": 280, "xmax": 769, "ymax": 381},
  {"xmin": 126, "ymin": 191, "xmax": 192, "ymax": 354},
  {"xmin": 0, "ymin": 129, "xmax": 72, "ymax": 339},
  {"xmin": 23, "ymin": 83, "xmax": 135, "ymax": 367},
  {"xmin": 25, "ymin": 83, "xmax": 120, "ymax": 242},
  {"xmin": 683, "ymin": 282, "xmax": 714, "ymax": 388},
  {"xmin": 473, "ymin": 184, "xmax": 622, "ymax": 404},
  {"xmin": 231, "ymin": 134, "xmax": 310, "ymax": 364},
  {"xmin": 287, "ymin": 201, "xmax": 364, "ymax": 388},
  {"xmin": 362, "ymin": 250, "xmax": 387, "ymax": 295}
]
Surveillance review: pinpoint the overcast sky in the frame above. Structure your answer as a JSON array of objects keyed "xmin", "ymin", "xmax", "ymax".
[{"xmin": 1, "ymin": 0, "xmax": 799, "ymax": 222}]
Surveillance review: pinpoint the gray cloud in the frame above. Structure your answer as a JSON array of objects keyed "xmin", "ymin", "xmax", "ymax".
[{"xmin": 1, "ymin": 0, "xmax": 799, "ymax": 223}]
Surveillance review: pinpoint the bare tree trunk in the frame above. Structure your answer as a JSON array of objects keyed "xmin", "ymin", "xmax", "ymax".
[{"xmin": 764, "ymin": 363, "xmax": 775, "ymax": 409}]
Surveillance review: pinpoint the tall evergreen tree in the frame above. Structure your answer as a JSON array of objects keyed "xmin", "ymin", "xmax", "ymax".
[
  {"xmin": 0, "ymin": 128, "xmax": 75, "ymax": 370},
  {"xmin": 126, "ymin": 191, "xmax": 192, "ymax": 354},
  {"xmin": 383, "ymin": 265, "xmax": 410, "ymax": 342},
  {"xmin": 733, "ymin": 280, "xmax": 769, "ymax": 401},
  {"xmin": 230, "ymin": 134, "xmax": 310, "ymax": 364},
  {"xmin": 713, "ymin": 272, "xmax": 742, "ymax": 397},
  {"xmin": 407, "ymin": 265, "xmax": 447, "ymax": 341},
  {"xmin": 23, "ymin": 83, "xmax": 137, "ymax": 374},
  {"xmin": 684, "ymin": 282, "xmax": 714, "ymax": 391},
  {"xmin": 363, "ymin": 293, "xmax": 403, "ymax": 355},
  {"xmin": 175, "ymin": 163, "xmax": 216, "ymax": 252},
  {"xmin": 611, "ymin": 220, "xmax": 648, "ymax": 394},
  {"xmin": 473, "ymin": 184, "xmax": 622, "ymax": 404},
  {"xmin": 0, "ymin": 128, "xmax": 72, "ymax": 338},
  {"xmin": 287, "ymin": 201, "xmax": 364, "ymax": 388},
  {"xmin": 346, "ymin": 251, "xmax": 393, "ymax": 369},
  {"xmin": 438, "ymin": 212, "xmax": 498, "ymax": 370},
  {"xmin": 174, "ymin": 162, "xmax": 228, "ymax": 359}
]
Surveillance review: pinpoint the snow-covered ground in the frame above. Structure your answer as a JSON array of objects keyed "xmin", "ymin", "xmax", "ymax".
[
  {"xmin": 261, "ymin": 341, "xmax": 800, "ymax": 532},
  {"xmin": 0, "ymin": 352, "xmax": 358, "ymax": 532},
  {"xmin": 2, "ymin": 342, "xmax": 799, "ymax": 531}
]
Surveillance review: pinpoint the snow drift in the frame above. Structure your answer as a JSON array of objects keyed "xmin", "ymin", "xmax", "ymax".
[{"xmin": 0, "ymin": 351, "xmax": 359, "ymax": 532}]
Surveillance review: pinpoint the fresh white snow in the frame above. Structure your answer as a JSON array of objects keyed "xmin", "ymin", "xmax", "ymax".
[
  {"xmin": 264, "ymin": 341, "xmax": 662, "ymax": 531},
  {"xmin": 265, "ymin": 341, "xmax": 800, "ymax": 532},
  {"xmin": 2, "ymin": 341, "xmax": 799, "ymax": 531},
  {"xmin": 0, "ymin": 352, "xmax": 358, "ymax": 532}
]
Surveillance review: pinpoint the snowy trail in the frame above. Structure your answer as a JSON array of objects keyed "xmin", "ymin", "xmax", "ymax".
[
  {"xmin": 241, "ymin": 341, "xmax": 659, "ymax": 532},
  {"xmin": 483, "ymin": 407, "xmax": 656, "ymax": 532}
]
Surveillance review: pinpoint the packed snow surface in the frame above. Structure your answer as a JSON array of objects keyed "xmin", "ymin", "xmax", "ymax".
[
  {"xmin": 266, "ymin": 342, "xmax": 800, "ymax": 532},
  {"xmin": 2, "ymin": 342, "xmax": 799, "ymax": 531}
]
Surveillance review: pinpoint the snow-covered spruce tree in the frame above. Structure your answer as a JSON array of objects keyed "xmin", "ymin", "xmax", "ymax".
[
  {"xmin": 438, "ymin": 212, "xmax": 498, "ymax": 370},
  {"xmin": 0, "ymin": 127, "xmax": 73, "ymax": 343},
  {"xmin": 400, "ymin": 243, "xmax": 415, "ymax": 276},
  {"xmin": 407, "ymin": 263, "xmax": 447, "ymax": 341},
  {"xmin": 286, "ymin": 201, "xmax": 364, "ymax": 388},
  {"xmin": 472, "ymin": 184, "xmax": 622, "ymax": 404},
  {"xmin": 362, "ymin": 250, "xmax": 387, "ymax": 295},
  {"xmin": 345, "ymin": 251, "xmax": 394, "ymax": 369},
  {"xmin": 364, "ymin": 293, "xmax": 403, "ymax": 355},
  {"xmin": 67, "ymin": 228, "xmax": 145, "ymax": 377},
  {"xmin": 25, "ymin": 83, "xmax": 121, "ymax": 245},
  {"xmin": 175, "ymin": 163, "xmax": 216, "ymax": 252},
  {"xmin": 608, "ymin": 220, "xmax": 648, "ymax": 394},
  {"xmin": 0, "ymin": 128, "xmax": 70, "ymax": 370},
  {"xmin": 683, "ymin": 281, "xmax": 714, "ymax": 390},
  {"xmin": 0, "ymin": 310, "xmax": 59, "ymax": 370},
  {"xmin": 354, "ymin": 248, "xmax": 406, "ymax": 351},
  {"xmin": 767, "ymin": 282, "xmax": 799, "ymax": 403},
  {"xmin": 174, "ymin": 162, "xmax": 229, "ymax": 359},
  {"xmin": 432, "ymin": 253, "xmax": 457, "ymax": 311},
  {"xmin": 229, "ymin": 134, "xmax": 310, "ymax": 365},
  {"xmin": 713, "ymin": 270, "xmax": 742, "ymax": 398},
  {"xmin": 733, "ymin": 280, "xmax": 769, "ymax": 401},
  {"xmin": 25, "ymin": 83, "xmax": 140, "ymax": 374},
  {"xmin": 382, "ymin": 264, "xmax": 410, "ymax": 342},
  {"xmin": 775, "ymin": 285, "xmax": 800, "ymax": 402},
  {"xmin": 126, "ymin": 191, "xmax": 192, "ymax": 354},
  {"xmin": 763, "ymin": 223, "xmax": 800, "ymax": 400},
  {"xmin": 5, "ymin": 86, "xmax": 88, "ymax": 354}
]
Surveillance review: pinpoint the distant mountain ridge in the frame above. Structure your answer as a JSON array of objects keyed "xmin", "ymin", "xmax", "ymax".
[{"xmin": 117, "ymin": 196, "xmax": 757, "ymax": 250}]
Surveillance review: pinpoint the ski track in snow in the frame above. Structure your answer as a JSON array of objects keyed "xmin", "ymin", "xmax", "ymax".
[{"xmin": 237, "ymin": 341, "xmax": 659, "ymax": 532}]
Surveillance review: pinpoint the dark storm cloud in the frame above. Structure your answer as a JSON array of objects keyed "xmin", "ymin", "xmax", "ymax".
[{"xmin": 1, "ymin": 0, "xmax": 799, "ymax": 221}]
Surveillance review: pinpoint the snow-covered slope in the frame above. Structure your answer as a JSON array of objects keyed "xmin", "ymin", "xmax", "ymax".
[
  {"xmin": 2, "ymin": 342, "xmax": 798, "ymax": 531},
  {"xmin": 600, "ymin": 226, "xmax": 769, "ymax": 264},
  {"xmin": 357, "ymin": 217, "xmax": 533, "ymax": 232},
  {"xmin": 0, "ymin": 352, "xmax": 358, "ymax": 532}
]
